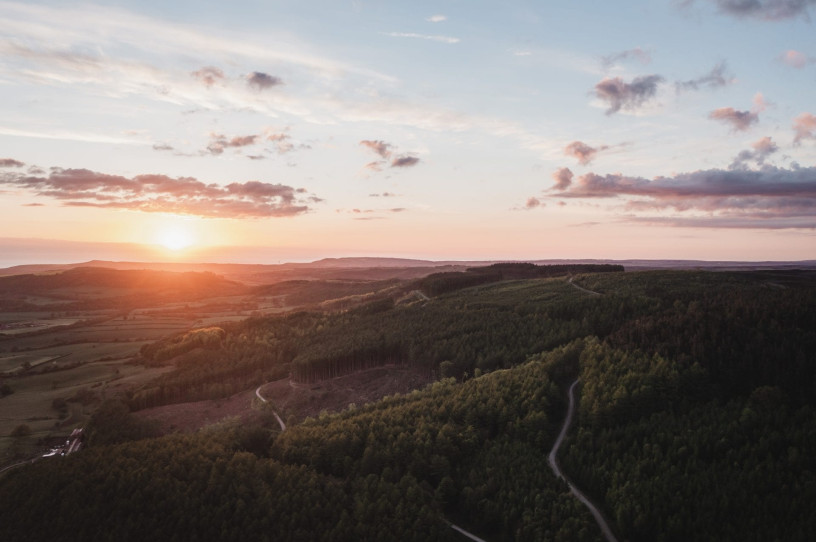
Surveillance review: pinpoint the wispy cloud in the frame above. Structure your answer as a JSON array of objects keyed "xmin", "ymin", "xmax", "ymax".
[
  {"xmin": 382, "ymin": 32, "xmax": 460, "ymax": 44},
  {"xmin": 594, "ymin": 74, "xmax": 664, "ymax": 115},
  {"xmin": 688, "ymin": 0, "xmax": 816, "ymax": 21},
  {"xmin": 676, "ymin": 61, "xmax": 733, "ymax": 91},
  {"xmin": 601, "ymin": 47, "xmax": 651, "ymax": 69},
  {"xmin": 426, "ymin": 14, "xmax": 447, "ymax": 23},
  {"xmin": 0, "ymin": 166, "xmax": 319, "ymax": 218},
  {"xmin": 206, "ymin": 133, "xmax": 259, "ymax": 155},
  {"xmin": 0, "ymin": 2, "xmax": 395, "ymax": 81}
]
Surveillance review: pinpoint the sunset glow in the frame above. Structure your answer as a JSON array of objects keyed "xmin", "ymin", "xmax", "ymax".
[
  {"xmin": 0, "ymin": 1, "xmax": 814, "ymax": 266},
  {"xmin": 158, "ymin": 228, "xmax": 193, "ymax": 252}
]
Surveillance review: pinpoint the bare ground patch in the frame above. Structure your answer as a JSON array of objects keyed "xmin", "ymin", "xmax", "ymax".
[
  {"xmin": 259, "ymin": 366, "xmax": 432, "ymax": 423},
  {"xmin": 135, "ymin": 388, "xmax": 264, "ymax": 434},
  {"xmin": 136, "ymin": 366, "xmax": 432, "ymax": 434}
]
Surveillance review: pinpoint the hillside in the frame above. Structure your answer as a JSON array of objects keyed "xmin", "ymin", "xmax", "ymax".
[{"xmin": 1, "ymin": 268, "xmax": 815, "ymax": 541}]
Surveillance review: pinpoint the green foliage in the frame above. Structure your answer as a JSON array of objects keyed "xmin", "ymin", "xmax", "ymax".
[
  {"xmin": 24, "ymin": 268, "xmax": 811, "ymax": 540},
  {"xmin": 85, "ymin": 400, "xmax": 159, "ymax": 447},
  {"xmin": 273, "ymin": 347, "xmax": 602, "ymax": 540},
  {"xmin": 561, "ymin": 338, "xmax": 816, "ymax": 541}
]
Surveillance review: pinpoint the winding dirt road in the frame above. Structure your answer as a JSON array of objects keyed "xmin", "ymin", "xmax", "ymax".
[
  {"xmin": 549, "ymin": 379, "xmax": 619, "ymax": 542},
  {"xmin": 567, "ymin": 276, "xmax": 602, "ymax": 297},
  {"xmin": 254, "ymin": 385, "xmax": 286, "ymax": 432}
]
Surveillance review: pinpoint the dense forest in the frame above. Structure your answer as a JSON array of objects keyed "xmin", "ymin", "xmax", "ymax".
[{"xmin": 2, "ymin": 268, "xmax": 816, "ymax": 540}]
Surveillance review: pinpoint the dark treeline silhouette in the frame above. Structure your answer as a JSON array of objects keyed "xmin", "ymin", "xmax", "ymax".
[{"xmin": 418, "ymin": 263, "xmax": 623, "ymax": 297}]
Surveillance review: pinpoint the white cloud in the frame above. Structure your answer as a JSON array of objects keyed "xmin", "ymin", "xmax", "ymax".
[{"xmin": 426, "ymin": 14, "xmax": 447, "ymax": 23}]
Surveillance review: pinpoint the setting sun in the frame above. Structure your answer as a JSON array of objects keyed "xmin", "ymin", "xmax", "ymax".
[
  {"xmin": 153, "ymin": 220, "xmax": 196, "ymax": 252},
  {"xmin": 160, "ymin": 229, "xmax": 192, "ymax": 251}
]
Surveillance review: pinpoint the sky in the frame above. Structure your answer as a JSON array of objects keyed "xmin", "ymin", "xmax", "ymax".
[{"xmin": 1, "ymin": 0, "xmax": 815, "ymax": 266}]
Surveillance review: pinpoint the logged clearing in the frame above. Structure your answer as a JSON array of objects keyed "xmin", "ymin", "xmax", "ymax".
[{"xmin": 134, "ymin": 367, "xmax": 432, "ymax": 435}]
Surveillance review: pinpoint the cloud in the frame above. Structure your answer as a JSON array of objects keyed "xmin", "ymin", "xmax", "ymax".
[
  {"xmin": 359, "ymin": 140, "xmax": 393, "ymax": 158},
  {"xmin": 793, "ymin": 112, "xmax": 816, "ymax": 144},
  {"xmin": 152, "ymin": 143, "xmax": 174, "ymax": 152},
  {"xmin": 551, "ymin": 167, "xmax": 574, "ymax": 190},
  {"xmin": 206, "ymin": 133, "xmax": 259, "ymax": 155},
  {"xmin": 191, "ymin": 66, "xmax": 225, "ymax": 87},
  {"xmin": 549, "ymin": 165, "xmax": 816, "ymax": 228},
  {"xmin": 246, "ymin": 71, "xmax": 283, "ymax": 90},
  {"xmin": 780, "ymin": 49, "xmax": 812, "ymax": 68},
  {"xmin": 383, "ymin": 32, "xmax": 460, "ymax": 44},
  {"xmin": 693, "ymin": 0, "xmax": 816, "ymax": 21},
  {"xmin": 594, "ymin": 75, "xmax": 664, "ymax": 114},
  {"xmin": 601, "ymin": 47, "xmax": 651, "ymax": 69},
  {"xmin": 709, "ymin": 93, "xmax": 768, "ymax": 132},
  {"xmin": 709, "ymin": 108, "xmax": 759, "ymax": 131},
  {"xmin": 0, "ymin": 159, "xmax": 25, "ymax": 168},
  {"xmin": 525, "ymin": 197, "xmax": 542, "ymax": 209},
  {"xmin": 676, "ymin": 62, "xmax": 733, "ymax": 91},
  {"xmin": 426, "ymin": 14, "xmax": 447, "ymax": 23},
  {"xmin": 729, "ymin": 136, "xmax": 779, "ymax": 169},
  {"xmin": 359, "ymin": 140, "xmax": 420, "ymax": 170},
  {"xmin": 391, "ymin": 155, "xmax": 420, "ymax": 168},
  {"xmin": 564, "ymin": 141, "xmax": 609, "ymax": 165},
  {"xmin": 0, "ymin": 167, "xmax": 317, "ymax": 218},
  {"xmin": 369, "ymin": 192, "xmax": 397, "ymax": 197}
]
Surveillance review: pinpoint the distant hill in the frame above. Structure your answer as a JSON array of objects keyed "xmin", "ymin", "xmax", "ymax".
[
  {"xmin": 0, "ymin": 267, "xmax": 246, "ymax": 310},
  {"xmin": 1, "ymin": 257, "xmax": 814, "ymax": 284}
]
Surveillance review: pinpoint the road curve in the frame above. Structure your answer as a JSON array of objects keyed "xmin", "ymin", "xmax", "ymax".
[
  {"xmin": 450, "ymin": 523, "xmax": 488, "ymax": 542},
  {"xmin": 549, "ymin": 379, "xmax": 619, "ymax": 542},
  {"xmin": 567, "ymin": 276, "xmax": 602, "ymax": 297},
  {"xmin": 255, "ymin": 385, "xmax": 286, "ymax": 432}
]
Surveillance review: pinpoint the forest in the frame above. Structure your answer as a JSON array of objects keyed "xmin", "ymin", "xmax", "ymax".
[{"xmin": 1, "ymin": 267, "xmax": 815, "ymax": 541}]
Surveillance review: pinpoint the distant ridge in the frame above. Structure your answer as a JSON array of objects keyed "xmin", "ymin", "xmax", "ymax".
[{"xmin": 0, "ymin": 257, "xmax": 814, "ymax": 282}]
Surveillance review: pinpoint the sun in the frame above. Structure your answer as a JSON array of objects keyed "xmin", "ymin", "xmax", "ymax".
[{"xmin": 157, "ymin": 226, "xmax": 193, "ymax": 252}]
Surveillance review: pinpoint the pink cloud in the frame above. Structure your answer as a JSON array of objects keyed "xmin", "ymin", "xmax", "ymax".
[
  {"xmin": 0, "ymin": 167, "xmax": 318, "ymax": 218},
  {"xmin": 551, "ymin": 167, "xmax": 574, "ymax": 190},
  {"xmin": 793, "ymin": 112, "xmax": 816, "ymax": 144},
  {"xmin": 564, "ymin": 141, "xmax": 609, "ymax": 165}
]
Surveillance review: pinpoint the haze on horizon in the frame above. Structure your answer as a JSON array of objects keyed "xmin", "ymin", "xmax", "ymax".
[{"xmin": 1, "ymin": 0, "xmax": 815, "ymax": 265}]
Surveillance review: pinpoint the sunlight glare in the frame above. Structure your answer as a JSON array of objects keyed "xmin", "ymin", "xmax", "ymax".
[{"xmin": 161, "ymin": 229, "xmax": 192, "ymax": 251}]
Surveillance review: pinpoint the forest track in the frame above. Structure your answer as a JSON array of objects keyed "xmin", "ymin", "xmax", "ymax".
[
  {"xmin": 549, "ymin": 379, "xmax": 619, "ymax": 542},
  {"xmin": 567, "ymin": 276, "xmax": 602, "ymax": 296},
  {"xmin": 254, "ymin": 385, "xmax": 286, "ymax": 432}
]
